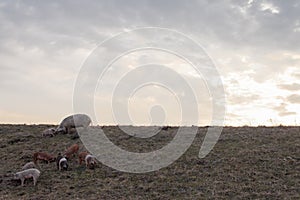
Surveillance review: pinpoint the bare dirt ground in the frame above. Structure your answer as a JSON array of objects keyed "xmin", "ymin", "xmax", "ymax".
[{"xmin": 0, "ymin": 125, "xmax": 299, "ymax": 199}]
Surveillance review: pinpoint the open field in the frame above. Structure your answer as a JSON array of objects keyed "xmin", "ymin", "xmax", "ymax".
[{"xmin": 0, "ymin": 125, "xmax": 299, "ymax": 199}]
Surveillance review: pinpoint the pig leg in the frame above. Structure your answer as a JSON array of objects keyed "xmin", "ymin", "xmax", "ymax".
[
  {"xmin": 66, "ymin": 126, "xmax": 70, "ymax": 134},
  {"xmin": 33, "ymin": 177, "xmax": 37, "ymax": 186},
  {"xmin": 21, "ymin": 178, "xmax": 25, "ymax": 186}
]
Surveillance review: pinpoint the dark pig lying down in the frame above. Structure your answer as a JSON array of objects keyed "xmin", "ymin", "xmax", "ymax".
[
  {"xmin": 55, "ymin": 114, "xmax": 92, "ymax": 134},
  {"xmin": 42, "ymin": 128, "xmax": 56, "ymax": 137}
]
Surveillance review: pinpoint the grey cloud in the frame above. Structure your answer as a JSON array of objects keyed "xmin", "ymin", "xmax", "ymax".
[
  {"xmin": 2, "ymin": 0, "xmax": 299, "ymax": 50},
  {"xmin": 1, "ymin": 0, "xmax": 299, "ymax": 63},
  {"xmin": 237, "ymin": 0, "xmax": 300, "ymax": 50}
]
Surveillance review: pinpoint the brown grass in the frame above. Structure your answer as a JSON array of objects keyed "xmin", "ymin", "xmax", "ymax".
[{"xmin": 0, "ymin": 125, "xmax": 299, "ymax": 199}]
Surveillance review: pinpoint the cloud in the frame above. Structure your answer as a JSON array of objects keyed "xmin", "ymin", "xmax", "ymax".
[
  {"xmin": 273, "ymin": 103, "xmax": 296, "ymax": 117},
  {"xmin": 0, "ymin": 1, "xmax": 299, "ymax": 125},
  {"xmin": 260, "ymin": 2, "xmax": 280, "ymax": 14},
  {"xmin": 278, "ymin": 83, "xmax": 300, "ymax": 91},
  {"xmin": 227, "ymin": 93, "xmax": 261, "ymax": 105},
  {"xmin": 293, "ymin": 72, "xmax": 300, "ymax": 79},
  {"xmin": 287, "ymin": 94, "xmax": 300, "ymax": 104}
]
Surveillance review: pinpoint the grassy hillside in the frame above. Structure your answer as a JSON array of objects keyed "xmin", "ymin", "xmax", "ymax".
[{"xmin": 0, "ymin": 125, "xmax": 299, "ymax": 199}]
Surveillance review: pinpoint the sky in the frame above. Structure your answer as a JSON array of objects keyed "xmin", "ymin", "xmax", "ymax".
[{"xmin": 0, "ymin": 0, "xmax": 300, "ymax": 126}]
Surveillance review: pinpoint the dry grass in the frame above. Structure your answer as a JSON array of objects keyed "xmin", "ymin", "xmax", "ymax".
[{"xmin": 0, "ymin": 125, "xmax": 299, "ymax": 199}]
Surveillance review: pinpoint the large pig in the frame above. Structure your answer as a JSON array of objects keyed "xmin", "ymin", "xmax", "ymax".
[
  {"xmin": 33, "ymin": 152, "xmax": 56, "ymax": 164},
  {"xmin": 56, "ymin": 153, "xmax": 68, "ymax": 171},
  {"xmin": 78, "ymin": 152, "xmax": 97, "ymax": 169},
  {"xmin": 64, "ymin": 144, "xmax": 79, "ymax": 159},
  {"xmin": 56, "ymin": 114, "xmax": 91, "ymax": 134},
  {"xmin": 14, "ymin": 168, "xmax": 41, "ymax": 186}
]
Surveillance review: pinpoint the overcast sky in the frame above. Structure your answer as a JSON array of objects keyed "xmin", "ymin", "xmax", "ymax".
[{"xmin": 0, "ymin": 0, "xmax": 300, "ymax": 126}]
